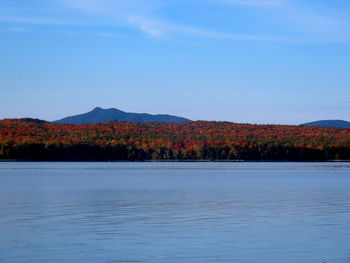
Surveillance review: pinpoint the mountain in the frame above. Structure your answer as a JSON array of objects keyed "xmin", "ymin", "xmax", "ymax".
[
  {"xmin": 53, "ymin": 107, "xmax": 191, "ymax": 124},
  {"xmin": 301, "ymin": 120, "xmax": 350, "ymax": 128}
]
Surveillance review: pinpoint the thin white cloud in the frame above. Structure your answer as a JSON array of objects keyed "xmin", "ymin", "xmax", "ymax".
[
  {"xmin": 63, "ymin": 0, "xmax": 162, "ymax": 15},
  {"xmin": 126, "ymin": 14, "xmax": 304, "ymax": 42},
  {"xmin": 2, "ymin": 0, "xmax": 349, "ymax": 44},
  {"xmin": 215, "ymin": 0, "xmax": 350, "ymax": 42},
  {"xmin": 63, "ymin": 30, "xmax": 125, "ymax": 39},
  {"xmin": 63, "ymin": 0, "xmax": 300, "ymax": 42},
  {"xmin": 63, "ymin": 0, "xmax": 107, "ymax": 13},
  {"xmin": 63, "ymin": 0, "xmax": 165, "ymax": 36},
  {"xmin": 288, "ymin": 13, "xmax": 346, "ymax": 33},
  {"xmin": 126, "ymin": 15, "xmax": 164, "ymax": 37},
  {"xmin": 216, "ymin": 0, "xmax": 284, "ymax": 7},
  {"xmin": 6, "ymin": 26, "xmax": 26, "ymax": 32},
  {"xmin": 0, "ymin": 26, "xmax": 26, "ymax": 33},
  {"xmin": 0, "ymin": 15, "xmax": 90, "ymax": 26}
]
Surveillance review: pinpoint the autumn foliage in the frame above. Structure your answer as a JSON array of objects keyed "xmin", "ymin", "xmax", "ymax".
[{"xmin": 0, "ymin": 119, "xmax": 350, "ymax": 161}]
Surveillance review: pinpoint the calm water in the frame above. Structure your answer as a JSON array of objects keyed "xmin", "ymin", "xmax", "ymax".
[{"xmin": 0, "ymin": 162, "xmax": 350, "ymax": 263}]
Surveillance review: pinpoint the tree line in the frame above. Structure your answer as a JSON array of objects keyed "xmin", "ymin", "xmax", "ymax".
[{"xmin": 1, "ymin": 119, "xmax": 349, "ymax": 161}]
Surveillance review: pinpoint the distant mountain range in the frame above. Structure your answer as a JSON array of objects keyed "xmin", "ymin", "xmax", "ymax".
[
  {"xmin": 301, "ymin": 120, "xmax": 350, "ymax": 128},
  {"xmin": 53, "ymin": 107, "xmax": 191, "ymax": 124},
  {"xmin": 5, "ymin": 110, "xmax": 348, "ymax": 127}
]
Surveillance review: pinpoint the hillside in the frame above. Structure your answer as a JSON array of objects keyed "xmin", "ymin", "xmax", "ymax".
[
  {"xmin": 54, "ymin": 107, "xmax": 190, "ymax": 124},
  {"xmin": 301, "ymin": 120, "xmax": 350, "ymax": 128},
  {"xmin": 1, "ymin": 119, "xmax": 350, "ymax": 161}
]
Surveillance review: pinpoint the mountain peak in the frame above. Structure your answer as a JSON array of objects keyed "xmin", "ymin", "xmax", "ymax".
[
  {"xmin": 53, "ymin": 107, "xmax": 191, "ymax": 124},
  {"xmin": 92, "ymin": 107, "xmax": 103, "ymax": 111}
]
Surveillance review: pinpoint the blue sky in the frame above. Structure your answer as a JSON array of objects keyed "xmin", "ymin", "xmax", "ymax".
[{"xmin": 1, "ymin": 0, "xmax": 350, "ymax": 124}]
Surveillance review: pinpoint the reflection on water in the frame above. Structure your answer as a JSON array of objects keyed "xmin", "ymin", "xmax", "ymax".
[{"xmin": 0, "ymin": 162, "xmax": 350, "ymax": 263}]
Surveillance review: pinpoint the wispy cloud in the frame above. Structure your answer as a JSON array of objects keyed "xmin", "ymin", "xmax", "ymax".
[
  {"xmin": 0, "ymin": 15, "xmax": 90, "ymax": 26},
  {"xmin": 2, "ymin": 0, "xmax": 349, "ymax": 44},
  {"xmin": 63, "ymin": 0, "xmax": 300, "ymax": 42},
  {"xmin": 215, "ymin": 0, "xmax": 350, "ymax": 42},
  {"xmin": 62, "ymin": 30, "xmax": 125, "ymax": 39},
  {"xmin": 115, "ymin": 13, "xmax": 301, "ymax": 42},
  {"xmin": 62, "ymin": 0, "xmax": 167, "ymax": 36},
  {"xmin": 0, "ymin": 26, "xmax": 26, "ymax": 33},
  {"xmin": 216, "ymin": 0, "xmax": 284, "ymax": 7},
  {"xmin": 7, "ymin": 26, "xmax": 26, "ymax": 32},
  {"xmin": 287, "ymin": 13, "xmax": 347, "ymax": 34},
  {"xmin": 63, "ymin": 0, "xmax": 161, "ymax": 16},
  {"xmin": 125, "ymin": 15, "xmax": 164, "ymax": 37}
]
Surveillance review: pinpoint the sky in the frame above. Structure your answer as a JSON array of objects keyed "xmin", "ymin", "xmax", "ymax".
[{"xmin": 1, "ymin": 0, "xmax": 350, "ymax": 124}]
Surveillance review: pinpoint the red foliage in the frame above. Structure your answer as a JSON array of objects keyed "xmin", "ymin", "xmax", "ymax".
[{"xmin": 1, "ymin": 119, "xmax": 349, "ymax": 160}]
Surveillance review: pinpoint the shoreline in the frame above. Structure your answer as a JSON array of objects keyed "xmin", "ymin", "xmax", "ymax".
[{"xmin": 1, "ymin": 159, "xmax": 350, "ymax": 162}]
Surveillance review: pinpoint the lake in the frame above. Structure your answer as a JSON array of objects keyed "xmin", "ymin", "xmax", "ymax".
[{"xmin": 0, "ymin": 162, "xmax": 350, "ymax": 263}]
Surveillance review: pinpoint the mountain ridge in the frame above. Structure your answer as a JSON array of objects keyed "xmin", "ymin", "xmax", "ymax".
[
  {"xmin": 53, "ymin": 107, "xmax": 191, "ymax": 124},
  {"xmin": 301, "ymin": 120, "xmax": 350, "ymax": 128}
]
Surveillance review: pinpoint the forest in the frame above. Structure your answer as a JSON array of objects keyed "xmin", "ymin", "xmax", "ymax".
[{"xmin": 0, "ymin": 119, "xmax": 350, "ymax": 161}]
